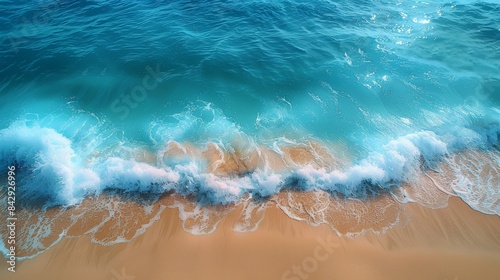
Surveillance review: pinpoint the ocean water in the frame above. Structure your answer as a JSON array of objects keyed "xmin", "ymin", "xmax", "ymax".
[{"xmin": 0, "ymin": 0, "xmax": 500, "ymax": 257}]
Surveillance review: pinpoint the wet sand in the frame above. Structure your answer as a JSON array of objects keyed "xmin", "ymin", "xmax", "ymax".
[{"xmin": 1, "ymin": 196, "xmax": 500, "ymax": 280}]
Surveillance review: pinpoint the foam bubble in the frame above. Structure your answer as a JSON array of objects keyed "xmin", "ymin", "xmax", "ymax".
[
  {"xmin": 0, "ymin": 122, "xmax": 100, "ymax": 207},
  {"xmin": 293, "ymin": 131, "xmax": 449, "ymax": 196},
  {"xmin": 97, "ymin": 157, "xmax": 180, "ymax": 193},
  {"xmin": 445, "ymin": 150, "xmax": 500, "ymax": 215}
]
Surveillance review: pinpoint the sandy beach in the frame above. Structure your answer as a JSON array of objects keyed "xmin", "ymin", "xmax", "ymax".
[{"xmin": 1, "ymin": 195, "xmax": 499, "ymax": 280}]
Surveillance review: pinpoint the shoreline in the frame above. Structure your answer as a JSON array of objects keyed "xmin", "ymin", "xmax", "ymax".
[{"xmin": 1, "ymin": 197, "xmax": 500, "ymax": 280}]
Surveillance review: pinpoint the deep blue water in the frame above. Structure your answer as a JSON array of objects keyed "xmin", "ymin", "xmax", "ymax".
[{"xmin": 0, "ymin": 0, "xmax": 499, "ymax": 208}]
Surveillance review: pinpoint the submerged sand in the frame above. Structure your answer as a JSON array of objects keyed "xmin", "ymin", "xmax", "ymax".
[{"xmin": 1, "ymin": 196, "xmax": 499, "ymax": 280}]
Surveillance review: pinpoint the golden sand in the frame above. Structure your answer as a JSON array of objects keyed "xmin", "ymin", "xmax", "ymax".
[{"xmin": 1, "ymin": 196, "xmax": 500, "ymax": 280}]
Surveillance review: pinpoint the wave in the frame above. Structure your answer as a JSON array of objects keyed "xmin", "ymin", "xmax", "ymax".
[
  {"xmin": 1, "ymin": 104, "xmax": 498, "ymax": 210},
  {"xmin": 1, "ymin": 144, "xmax": 498, "ymax": 260}
]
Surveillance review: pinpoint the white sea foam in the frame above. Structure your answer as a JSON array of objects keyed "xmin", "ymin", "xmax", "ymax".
[
  {"xmin": 97, "ymin": 157, "xmax": 180, "ymax": 193},
  {"xmin": 0, "ymin": 122, "xmax": 100, "ymax": 207},
  {"xmin": 293, "ymin": 131, "xmax": 450, "ymax": 196},
  {"xmin": 1, "ymin": 117, "xmax": 498, "ymax": 209}
]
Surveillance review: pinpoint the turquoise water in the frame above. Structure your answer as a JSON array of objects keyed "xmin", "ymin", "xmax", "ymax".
[{"xmin": 0, "ymin": 0, "xmax": 499, "ymax": 208}]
